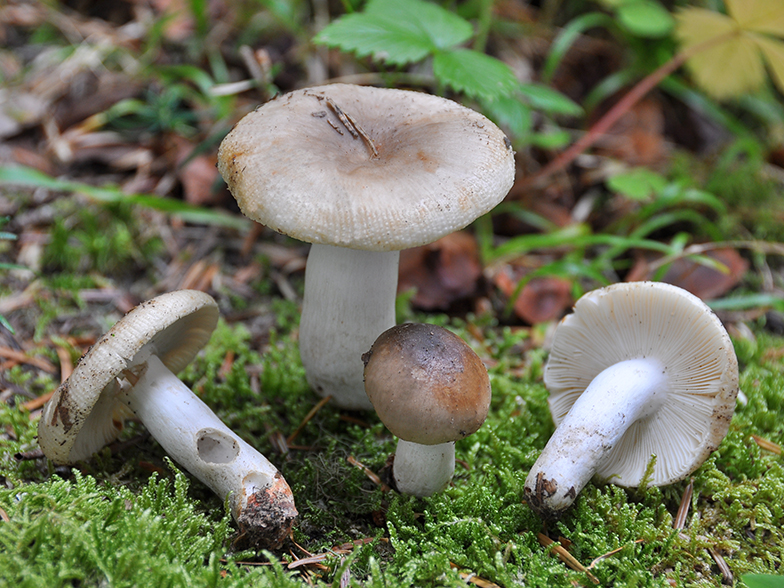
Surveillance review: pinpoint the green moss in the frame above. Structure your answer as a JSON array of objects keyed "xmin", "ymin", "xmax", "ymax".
[
  {"xmin": 42, "ymin": 201, "xmax": 162, "ymax": 275},
  {"xmin": 2, "ymin": 318, "xmax": 783, "ymax": 586}
]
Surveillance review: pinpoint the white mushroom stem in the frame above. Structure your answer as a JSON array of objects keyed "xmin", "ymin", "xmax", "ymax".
[
  {"xmin": 119, "ymin": 354, "xmax": 296, "ymax": 542},
  {"xmin": 393, "ymin": 439, "xmax": 456, "ymax": 498},
  {"xmin": 525, "ymin": 358, "xmax": 669, "ymax": 516},
  {"xmin": 299, "ymin": 244, "xmax": 398, "ymax": 410}
]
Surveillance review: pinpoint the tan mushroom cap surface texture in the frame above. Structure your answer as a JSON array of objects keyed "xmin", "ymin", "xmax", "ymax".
[
  {"xmin": 218, "ymin": 84, "xmax": 515, "ymax": 251},
  {"xmin": 545, "ymin": 281, "xmax": 739, "ymax": 487},
  {"xmin": 38, "ymin": 290, "xmax": 219, "ymax": 464},
  {"xmin": 362, "ymin": 323, "xmax": 491, "ymax": 445}
]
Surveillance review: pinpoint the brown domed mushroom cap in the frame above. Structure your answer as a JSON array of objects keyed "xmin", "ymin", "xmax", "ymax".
[
  {"xmin": 363, "ymin": 323, "xmax": 491, "ymax": 445},
  {"xmin": 218, "ymin": 84, "xmax": 515, "ymax": 251},
  {"xmin": 38, "ymin": 290, "xmax": 219, "ymax": 464}
]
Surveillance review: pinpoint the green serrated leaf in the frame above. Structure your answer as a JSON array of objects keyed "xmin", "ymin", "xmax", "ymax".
[
  {"xmin": 607, "ymin": 168, "xmax": 668, "ymax": 200},
  {"xmin": 315, "ymin": 14, "xmax": 435, "ymax": 65},
  {"xmin": 617, "ymin": 0, "xmax": 674, "ymax": 38},
  {"xmin": 364, "ymin": 0, "xmax": 472, "ymax": 51},
  {"xmin": 314, "ymin": 0, "xmax": 472, "ymax": 66},
  {"xmin": 433, "ymin": 49, "xmax": 519, "ymax": 100},
  {"xmin": 518, "ymin": 83, "xmax": 583, "ymax": 116},
  {"xmin": 481, "ymin": 96, "xmax": 532, "ymax": 138},
  {"xmin": 526, "ymin": 128, "xmax": 572, "ymax": 149}
]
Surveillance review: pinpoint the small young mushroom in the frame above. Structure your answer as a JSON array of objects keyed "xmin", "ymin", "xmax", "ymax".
[
  {"xmin": 524, "ymin": 281, "xmax": 739, "ymax": 518},
  {"xmin": 218, "ymin": 84, "xmax": 515, "ymax": 410},
  {"xmin": 362, "ymin": 323, "xmax": 491, "ymax": 497},
  {"xmin": 38, "ymin": 290, "xmax": 297, "ymax": 548}
]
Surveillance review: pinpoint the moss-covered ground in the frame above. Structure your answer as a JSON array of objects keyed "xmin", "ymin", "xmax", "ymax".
[{"xmin": 1, "ymin": 294, "xmax": 782, "ymax": 587}]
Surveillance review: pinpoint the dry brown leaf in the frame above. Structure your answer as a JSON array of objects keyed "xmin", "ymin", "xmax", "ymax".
[
  {"xmin": 494, "ymin": 268, "xmax": 572, "ymax": 324},
  {"xmin": 626, "ymin": 248, "xmax": 748, "ymax": 300},
  {"xmin": 398, "ymin": 231, "xmax": 482, "ymax": 310},
  {"xmin": 169, "ymin": 136, "xmax": 222, "ymax": 205},
  {"xmin": 592, "ymin": 97, "xmax": 667, "ymax": 168}
]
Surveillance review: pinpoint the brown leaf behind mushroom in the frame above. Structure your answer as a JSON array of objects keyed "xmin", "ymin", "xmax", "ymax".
[
  {"xmin": 494, "ymin": 268, "xmax": 572, "ymax": 324},
  {"xmin": 626, "ymin": 248, "xmax": 748, "ymax": 300},
  {"xmin": 398, "ymin": 231, "xmax": 482, "ymax": 310}
]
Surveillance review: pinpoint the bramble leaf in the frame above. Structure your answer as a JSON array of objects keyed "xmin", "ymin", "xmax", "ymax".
[
  {"xmin": 314, "ymin": 14, "xmax": 435, "ymax": 65},
  {"xmin": 481, "ymin": 96, "xmax": 533, "ymax": 138},
  {"xmin": 314, "ymin": 0, "xmax": 472, "ymax": 66},
  {"xmin": 607, "ymin": 168, "xmax": 668, "ymax": 200},
  {"xmin": 363, "ymin": 0, "xmax": 472, "ymax": 51},
  {"xmin": 616, "ymin": 0, "xmax": 674, "ymax": 38},
  {"xmin": 432, "ymin": 49, "xmax": 519, "ymax": 100},
  {"xmin": 518, "ymin": 83, "xmax": 583, "ymax": 116}
]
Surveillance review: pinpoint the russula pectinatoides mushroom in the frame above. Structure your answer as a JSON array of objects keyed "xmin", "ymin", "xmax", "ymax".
[
  {"xmin": 38, "ymin": 290, "xmax": 297, "ymax": 548},
  {"xmin": 524, "ymin": 281, "xmax": 739, "ymax": 518},
  {"xmin": 218, "ymin": 84, "xmax": 515, "ymax": 410},
  {"xmin": 362, "ymin": 323, "xmax": 491, "ymax": 497}
]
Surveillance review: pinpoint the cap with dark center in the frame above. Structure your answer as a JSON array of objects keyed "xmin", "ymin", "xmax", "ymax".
[
  {"xmin": 524, "ymin": 281, "xmax": 739, "ymax": 518},
  {"xmin": 363, "ymin": 322, "xmax": 491, "ymax": 496},
  {"xmin": 218, "ymin": 84, "xmax": 515, "ymax": 410}
]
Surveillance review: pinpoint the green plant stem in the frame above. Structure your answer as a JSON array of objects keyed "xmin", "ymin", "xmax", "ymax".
[
  {"xmin": 473, "ymin": 0, "xmax": 494, "ymax": 53},
  {"xmin": 524, "ymin": 32, "xmax": 736, "ymax": 187}
]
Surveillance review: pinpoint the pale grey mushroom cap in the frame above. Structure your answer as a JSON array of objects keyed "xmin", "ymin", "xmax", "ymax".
[
  {"xmin": 38, "ymin": 290, "xmax": 219, "ymax": 464},
  {"xmin": 544, "ymin": 281, "xmax": 739, "ymax": 487},
  {"xmin": 217, "ymin": 84, "xmax": 515, "ymax": 251}
]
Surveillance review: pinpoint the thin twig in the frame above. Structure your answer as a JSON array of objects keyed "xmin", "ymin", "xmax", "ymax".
[
  {"xmin": 537, "ymin": 533, "xmax": 600, "ymax": 584},
  {"xmin": 523, "ymin": 32, "xmax": 738, "ymax": 188},
  {"xmin": 347, "ymin": 455, "xmax": 391, "ymax": 492},
  {"xmin": 751, "ymin": 435, "xmax": 782, "ymax": 455},
  {"xmin": 307, "ymin": 92, "xmax": 380, "ymax": 158},
  {"xmin": 673, "ymin": 478, "xmax": 694, "ymax": 530},
  {"xmin": 287, "ymin": 395, "xmax": 332, "ymax": 445},
  {"xmin": 707, "ymin": 548, "xmax": 733, "ymax": 585},
  {"xmin": 0, "ymin": 347, "xmax": 57, "ymax": 373},
  {"xmin": 587, "ymin": 539, "xmax": 645, "ymax": 570},
  {"xmin": 21, "ymin": 390, "xmax": 55, "ymax": 411}
]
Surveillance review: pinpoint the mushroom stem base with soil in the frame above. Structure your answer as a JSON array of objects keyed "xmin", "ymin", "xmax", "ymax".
[
  {"xmin": 525, "ymin": 358, "xmax": 668, "ymax": 517},
  {"xmin": 393, "ymin": 439, "xmax": 456, "ymax": 497},
  {"xmin": 299, "ymin": 244, "xmax": 398, "ymax": 410},
  {"xmin": 121, "ymin": 354, "xmax": 297, "ymax": 547}
]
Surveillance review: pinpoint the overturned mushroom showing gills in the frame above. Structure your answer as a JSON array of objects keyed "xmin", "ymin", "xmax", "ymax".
[
  {"xmin": 363, "ymin": 323, "xmax": 491, "ymax": 497},
  {"xmin": 38, "ymin": 290, "xmax": 297, "ymax": 548},
  {"xmin": 218, "ymin": 84, "xmax": 515, "ymax": 410},
  {"xmin": 524, "ymin": 281, "xmax": 739, "ymax": 518}
]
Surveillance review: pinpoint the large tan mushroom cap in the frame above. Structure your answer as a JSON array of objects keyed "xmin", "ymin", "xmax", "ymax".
[
  {"xmin": 218, "ymin": 84, "xmax": 515, "ymax": 251},
  {"xmin": 545, "ymin": 281, "xmax": 739, "ymax": 486},
  {"xmin": 38, "ymin": 290, "xmax": 219, "ymax": 464},
  {"xmin": 363, "ymin": 323, "xmax": 491, "ymax": 445}
]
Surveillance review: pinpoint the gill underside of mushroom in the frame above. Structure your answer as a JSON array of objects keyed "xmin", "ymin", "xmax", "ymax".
[
  {"xmin": 119, "ymin": 354, "xmax": 297, "ymax": 546},
  {"xmin": 524, "ymin": 357, "xmax": 669, "ymax": 517}
]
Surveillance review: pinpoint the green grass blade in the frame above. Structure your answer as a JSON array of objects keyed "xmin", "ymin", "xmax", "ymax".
[{"xmin": 0, "ymin": 166, "xmax": 249, "ymax": 230}]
